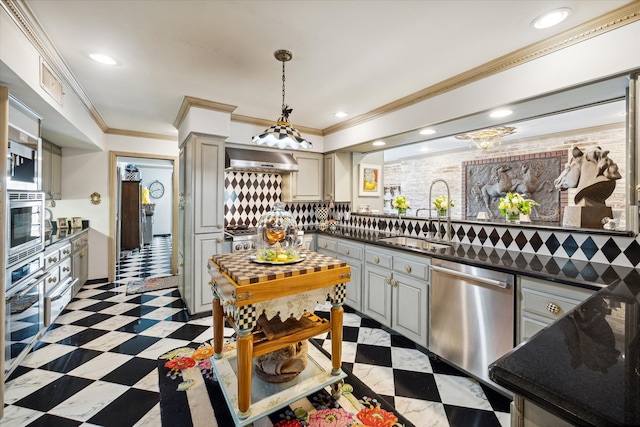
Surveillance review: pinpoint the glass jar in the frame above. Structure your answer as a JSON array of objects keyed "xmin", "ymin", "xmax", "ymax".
[{"xmin": 256, "ymin": 202, "xmax": 300, "ymax": 262}]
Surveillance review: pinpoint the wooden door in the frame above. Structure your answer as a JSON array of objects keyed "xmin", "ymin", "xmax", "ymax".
[{"xmin": 121, "ymin": 181, "xmax": 141, "ymax": 250}]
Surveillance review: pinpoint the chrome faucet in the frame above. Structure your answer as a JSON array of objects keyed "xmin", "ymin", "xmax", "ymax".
[
  {"xmin": 415, "ymin": 207, "xmax": 431, "ymax": 217},
  {"xmin": 428, "ymin": 179, "xmax": 451, "ymax": 242}
]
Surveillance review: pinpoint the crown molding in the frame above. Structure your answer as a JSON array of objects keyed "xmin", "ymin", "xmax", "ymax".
[
  {"xmin": 105, "ymin": 128, "xmax": 178, "ymax": 141},
  {"xmin": 323, "ymin": 1, "xmax": 640, "ymax": 135},
  {"xmin": 2, "ymin": 0, "xmax": 110, "ymax": 131},
  {"xmin": 231, "ymin": 114, "xmax": 323, "ymax": 137},
  {"xmin": 173, "ymin": 96, "xmax": 237, "ymax": 128}
]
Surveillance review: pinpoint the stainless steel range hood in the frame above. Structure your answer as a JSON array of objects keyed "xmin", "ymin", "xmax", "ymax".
[{"xmin": 225, "ymin": 147, "xmax": 299, "ymax": 173}]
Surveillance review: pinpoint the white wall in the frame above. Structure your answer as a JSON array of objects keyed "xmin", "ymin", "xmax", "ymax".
[{"xmin": 50, "ymin": 134, "xmax": 178, "ymax": 280}]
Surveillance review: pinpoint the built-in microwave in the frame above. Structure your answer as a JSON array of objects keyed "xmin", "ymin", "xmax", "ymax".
[
  {"xmin": 7, "ymin": 125, "xmax": 41, "ymax": 191},
  {"xmin": 6, "ymin": 191, "xmax": 45, "ymax": 267}
]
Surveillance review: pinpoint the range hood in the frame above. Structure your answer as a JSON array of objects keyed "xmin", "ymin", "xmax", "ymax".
[{"xmin": 225, "ymin": 147, "xmax": 299, "ymax": 173}]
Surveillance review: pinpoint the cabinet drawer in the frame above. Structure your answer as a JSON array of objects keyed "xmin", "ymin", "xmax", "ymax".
[
  {"xmin": 521, "ymin": 316, "xmax": 549, "ymax": 342},
  {"xmin": 336, "ymin": 242, "xmax": 363, "ymax": 261},
  {"xmin": 59, "ymin": 243, "xmax": 72, "ymax": 259},
  {"xmin": 59, "ymin": 257, "xmax": 72, "ymax": 282},
  {"xmin": 317, "ymin": 237, "xmax": 337, "ymax": 252},
  {"xmin": 44, "ymin": 248, "xmax": 60, "ymax": 270},
  {"xmin": 393, "ymin": 254, "xmax": 430, "ymax": 282},
  {"xmin": 365, "ymin": 249, "xmax": 392, "ymax": 269},
  {"xmin": 45, "ymin": 267, "xmax": 61, "ymax": 294},
  {"xmin": 521, "ymin": 288, "xmax": 586, "ymax": 321}
]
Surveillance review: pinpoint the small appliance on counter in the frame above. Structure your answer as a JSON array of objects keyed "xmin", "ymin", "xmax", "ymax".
[{"xmin": 255, "ymin": 202, "xmax": 301, "ymax": 263}]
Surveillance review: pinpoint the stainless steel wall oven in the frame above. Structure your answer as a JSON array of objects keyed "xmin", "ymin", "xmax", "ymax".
[
  {"xmin": 4, "ymin": 253, "xmax": 47, "ymax": 378},
  {"xmin": 6, "ymin": 191, "xmax": 45, "ymax": 267},
  {"xmin": 7, "ymin": 124, "xmax": 41, "ymax": 191}
]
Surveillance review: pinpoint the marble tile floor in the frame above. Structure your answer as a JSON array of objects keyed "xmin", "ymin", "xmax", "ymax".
[{"xmin": 2, "ymin": 236, "xmax": 511, "ymax": 426}]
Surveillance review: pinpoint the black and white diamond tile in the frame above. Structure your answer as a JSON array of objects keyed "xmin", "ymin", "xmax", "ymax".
[{"xmin": 352, "ymin": 213, "xmax": 640, "ymax": 268}]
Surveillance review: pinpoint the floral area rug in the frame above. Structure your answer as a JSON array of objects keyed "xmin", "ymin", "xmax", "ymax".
[
  {"xmin": 158, "ymin": 340, "xmax": 414, "ymax": 427},
  {"xmin": 126, "ymin": 275, "xmax": 178, "ymax": 294}
]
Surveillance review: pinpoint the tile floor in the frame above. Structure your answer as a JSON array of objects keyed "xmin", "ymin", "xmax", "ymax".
[{"xmin": 2, "ymin": 236, "xmax": 511, "ymax": 426}]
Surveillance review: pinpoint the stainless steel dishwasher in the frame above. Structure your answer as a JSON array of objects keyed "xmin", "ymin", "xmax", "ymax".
[{"xmin": 429, "ymin": 258, "xmax": 514, "ymax": 390}]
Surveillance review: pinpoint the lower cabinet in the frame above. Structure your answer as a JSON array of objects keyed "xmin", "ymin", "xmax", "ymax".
[
  {"xmin": 317, "ymin": 235, "xmax": 363, "ymax": 311},
  {"xmin": 71, "ymin": 230, "xmax": 89, "ymax": 296},
  {"xmin": 517, "ymin": 276, "xmax": 594, "ymax": 344},
  {"xmin": 364, "ymin": 246, "xmax": 430, "ymax": 347},
  {"xmin": 181, "ymin": 233, "xmax": 224, "ymax": 314}
]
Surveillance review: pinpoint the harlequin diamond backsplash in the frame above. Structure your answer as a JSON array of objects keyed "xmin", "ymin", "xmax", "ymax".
[
  {"xmin": 224, "ymin": 171, "xmax": 350, "ymax": 227},
  {"xmin": 349, "ymin": 213, "xmax": 640, "ymax": 268}
]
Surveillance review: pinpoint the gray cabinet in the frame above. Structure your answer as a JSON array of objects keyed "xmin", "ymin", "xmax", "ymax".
[
  {"xmin": 178, "ymin": 134, "xmax": 224, "ymax": 314},
  {"xmin": 517, "ymin": 276, "xmax": 594, "ymax": 344},
  {"xmin": 317, "ymin": 235, "xmax": 363, "ymax": 310},
  {"xmin": 323, "ymin": 152, "xmax": 351, "ymax": 202},
  {"xmin": 71, "ymin": 230, "xmax": 89, "ymax": 295},
  {"xmin": 41, "ymin": 139, "xmax": 62, "ymax": 200},
  {"xmin": 282, "ymin": 151, "xmax": 323, "ymax": 202},
  {"xmin": 364, "ymin": 246, "xmax": 430, "ymax": 346}
]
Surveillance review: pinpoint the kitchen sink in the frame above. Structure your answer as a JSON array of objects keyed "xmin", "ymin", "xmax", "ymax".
[{"xmin": 378, "ymin": 236, "xmax": 450, "ymax": 250}]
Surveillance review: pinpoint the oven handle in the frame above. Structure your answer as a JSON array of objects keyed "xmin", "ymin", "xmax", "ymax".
[
  {"xmin": 6, "ymin": 272, "xmax": 50, "ymax": 302},
  {"xmin": 430, "ymin": 265, "xmax": 509, "ymax": 289},
  {"xmin": 50, "ymin": 278, "xmax": 78, "ymax": 301}
]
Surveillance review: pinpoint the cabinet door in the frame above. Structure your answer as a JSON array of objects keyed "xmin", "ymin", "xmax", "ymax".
[
  {"xmin": 363, "ymin": 264, "xmax": 392, "ymax": 327},
  {"xmin": 282, "ymin": 152, "xmax": 323, "ymax": 201},
  {"xmin": 324, "ymin": 152, "xmax": 351, "ymax": 202},
  {"xmin": 193, "ymin": 137, "xmax": 224, "ymax": 234},
  {"xmin": 323, "ymin": 155, "xmax": 334, "ymax": 201},
  {"xmin": 50, "ymin": 144, "xmax": 62, "ymax": 200},
  {"xmin": 392, "ymin": 272, "xmax": 428, "ymax": 347},
  {"xmin": 41, "ymin": 141, "xmax": 51, "ymax": 196},
  {"xmin": 343, "ymin": 260, "xmax": 362, "ymax": 311},
  {"xmin": 192, "ymin": 233, "xmax": 223, "ymax": 314}
]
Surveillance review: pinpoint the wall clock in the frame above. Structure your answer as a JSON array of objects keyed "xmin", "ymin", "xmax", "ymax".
[{"xmin": 149, "ymin": 180, "xmax": 165, "ymax": 199}]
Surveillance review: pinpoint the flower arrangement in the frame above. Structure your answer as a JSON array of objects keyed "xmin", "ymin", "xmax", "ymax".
[
  {"xmin": 433, "ymin": 195, "xmax": 454, "ymax": 211},
  {"xmin": 392, "ymin": 195, "xmax": 410, "ymax": 213},
  {"xmin": 498, "ymin": 192, "xmax": 539, "ymax": 218}
]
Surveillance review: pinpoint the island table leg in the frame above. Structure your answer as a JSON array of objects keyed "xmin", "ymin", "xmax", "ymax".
[
  {"xmin": 330, "ymin": 303, "xmax": 343, "ymax": 375},
  {"xmin": 212, "ymin": 295, "xmax": 224, "ymax": 359},
  {"xmin": 237, "ymin": 329, "xmax": 253, "ymax": 419}
]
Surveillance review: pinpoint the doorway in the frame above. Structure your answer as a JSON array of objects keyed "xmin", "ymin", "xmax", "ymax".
[{"xmin": 108, "ymin": 151, "xmax": 179, "ymax": 283}]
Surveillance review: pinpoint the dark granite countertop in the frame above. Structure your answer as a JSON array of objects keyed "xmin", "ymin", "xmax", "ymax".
[
  {"xmin": 45, "ymin": 226, "xmax": 89, "ymax": 248},
  {"xmin": 490, "ymin": 280, "xmax": 640, "ymax": 426},
  {"xmin": 313, "ymin": 226, "xmax": 637, "ymax": 291},
  {"xmin": 314, "ymin": 225, "xmax": 640, "ymax": 425}
]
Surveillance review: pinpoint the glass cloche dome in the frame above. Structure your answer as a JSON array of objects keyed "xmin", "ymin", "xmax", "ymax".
[{"xmin": 255, "ymin": 202, "xmax": 300, "ymax": 262}]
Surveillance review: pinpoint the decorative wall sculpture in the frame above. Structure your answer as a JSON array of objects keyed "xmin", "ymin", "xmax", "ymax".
[{"xmin": 463, "ymin": 151, "xmax": 566, "ymax": 221}]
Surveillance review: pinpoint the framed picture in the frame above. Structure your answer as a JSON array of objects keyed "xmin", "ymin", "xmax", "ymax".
[
  {"xmin": 57, "ymin": 218, "xmax": 67, "ymax": 230},
  {"xmin": 358, "ymin": 163, "xmax": 382, "ymax": 197},
  {"xmin": 71, "ymin": 217, "xmax": 83, "ymax": 229}
]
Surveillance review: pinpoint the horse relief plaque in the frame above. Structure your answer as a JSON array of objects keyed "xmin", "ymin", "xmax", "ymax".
[{"xmin": 463, "ymin": 152, "xmax": 564, "ymax": 221}]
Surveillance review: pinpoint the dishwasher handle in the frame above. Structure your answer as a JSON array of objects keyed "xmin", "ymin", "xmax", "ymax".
[{"xmin": 430, "ymin": 264, "xmax": 509, "ymax": 289}]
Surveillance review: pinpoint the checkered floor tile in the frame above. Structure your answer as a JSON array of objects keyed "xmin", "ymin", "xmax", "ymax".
[{"xmin": 2, "ymin": 236, "xmax": 511, "ymax": 426}]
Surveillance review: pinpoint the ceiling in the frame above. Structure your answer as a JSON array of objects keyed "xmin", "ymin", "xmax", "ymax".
[{"xmin": 8, "ymin": 1, "xmax": 636, "ymax": 149}]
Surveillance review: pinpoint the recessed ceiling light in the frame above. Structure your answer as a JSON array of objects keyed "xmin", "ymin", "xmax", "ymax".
[
  {"xmin": 420, "ymin": 147, "xmax": 429, "ymax": 152},
  {"xmin": 532, "ymin": 8, "xmax": 571, "ymax": 29},
  {"xmin": 334, "ymin": 111, "xmax": 348, "ymax": 118},
  {"xmin": 419, "ymin": 128, "xmax": 436, "ymax": 135},
  {"xmin": 489, "ymin": 109, "xmax": 513, "ymax": 118},
  {"xmin": 89, "ymin": 53, "xmax": 117, "ymax": 65},
  {"xmin": 372, "ymin": 140, "xmax": 386, "ymax": 146}
]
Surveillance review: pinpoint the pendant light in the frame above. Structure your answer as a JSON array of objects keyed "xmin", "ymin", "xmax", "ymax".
[
  {"xmin": 455, "ymin": 126, "xmax": 516, "ymax": 150},
  {"xmin": 252, "ymin": 50, "xmax": 312, "ymax": 150}
]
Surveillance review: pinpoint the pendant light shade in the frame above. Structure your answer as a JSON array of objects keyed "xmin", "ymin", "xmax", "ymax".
[{"xmin": 252, "ymin": 50, "xmax": 312, "ymax": 150}]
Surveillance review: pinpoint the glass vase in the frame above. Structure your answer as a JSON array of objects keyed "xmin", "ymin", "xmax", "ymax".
[
  {"xmin": 506, "ymin": 212, "xmax": 520, "ymax": 223},
  {"xmin": 438, "ymin": 208, "xmax": 447, "ymax": 217},
  {"xmin": 397, "ymin": 208, "xmax": 406, "ymax": 215}
]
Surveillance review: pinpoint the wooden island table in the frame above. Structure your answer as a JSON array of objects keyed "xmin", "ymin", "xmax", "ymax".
[{"xmin": 207, "ymin": 249, "xmax": 351, "ymax": 426}]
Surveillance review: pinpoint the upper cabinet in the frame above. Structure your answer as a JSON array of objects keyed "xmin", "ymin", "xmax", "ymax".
[
  {"xmin": 282, "ymin": 151, "xmax": 323, "ymax": 202},
  {"xmin": 323, "ymin": 152, "xmax": 351, "ymax": 202},
  {"xmin": 41, "ymin": 139, "xmax": 62, "ymax": 200}
]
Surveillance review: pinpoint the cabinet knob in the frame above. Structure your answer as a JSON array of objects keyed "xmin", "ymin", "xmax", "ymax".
[
  {"xmin": 344, "ymin": 248, "xmax": 350, "ymax": 255},
  {"xmin": 404, "ymin": 265, "xmax": 412, "ymax": 273},
  {"xmin": 216, "ymin": 238, "xmax": 222, "ymax": 244},
  {"xmin": 80, "ymin": 251, "xmax": 86, "ymax": 257},
  {"xmin": 323, "ymin": 243, "xmax": 328, "ymax": 248},
  {"xmin": 49, "ymin": 256, "xmax": 58, "ymax": 263},
  {"xmin": 392, "ymin": 279, "xmax": 398, "ymax": 287},
  {"xmin": 48, "ymin": 276, "xmax": 57, "ymax": 283},
  {"xmin": 546, "ymin": 302, "xmax": 560, "ymax": 315},
  {"xmin": 63, "ymin": 266, "xmax": 70, "ymax": 272},
  {"xmin": 374, "ymin": 256, "xmax": 380, "ymax": 264},
  {"xmin": 179, "ymin": 206, "xmax": 185, "ymax": 211},
  {"xmin": 386, "ymin": 277, "xmax": 391, "ymax": 285},
  {"xmin": 63, "ymin": 249, "xmax": 70, "ymax": 255},
  {"xmin": 217, "ymin": 224, "xmax": 223, "ymax": 229}
]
